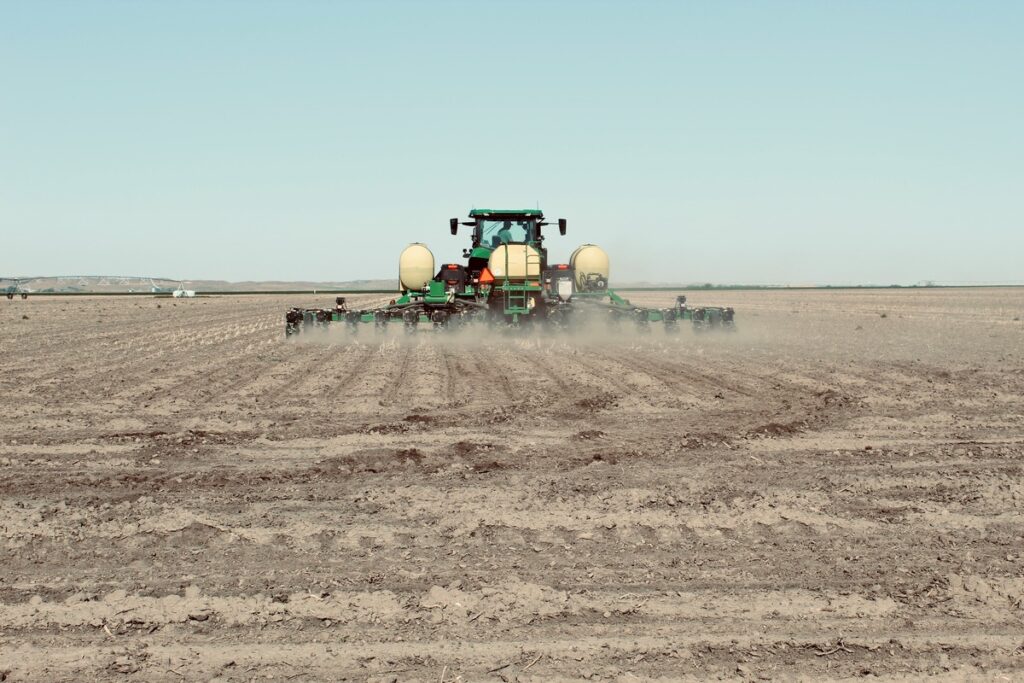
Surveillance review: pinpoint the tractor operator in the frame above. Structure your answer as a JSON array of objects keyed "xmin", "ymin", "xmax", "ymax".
[{"xmin": 491, "ymin": 222, "xmax": 513, "ymax": 248}]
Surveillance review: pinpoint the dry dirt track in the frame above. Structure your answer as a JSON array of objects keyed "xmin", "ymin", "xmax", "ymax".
[{"xmin": 1, "ymin": 289, "xmax": 1023, "ymax": 682}]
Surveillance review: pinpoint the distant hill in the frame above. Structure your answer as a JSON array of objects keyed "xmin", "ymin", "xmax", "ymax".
[
  {"xmin": 12, "ymin": 276, "xmax": 401, "ymax": 293},
  {"xmin": 188, "ymin": 279, "xmax": 400, "ymax": 292}
]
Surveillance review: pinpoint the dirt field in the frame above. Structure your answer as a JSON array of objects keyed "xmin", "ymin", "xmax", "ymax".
[{"xmin": 2, "ymin": 289, "xmax": 1023, "ymax": 681}]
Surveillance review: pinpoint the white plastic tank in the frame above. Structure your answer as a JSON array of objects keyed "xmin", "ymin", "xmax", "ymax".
[
  {"xmin": 569, "ymin": 244, "xmax": 610, "ymax": 290},
  {"xmin": 488, "ymin": 244, "xmax": 543, "ymax": 280},
  {"xmin": 399, "ymin": 243, "xmax": 435, "ymax": 291}
]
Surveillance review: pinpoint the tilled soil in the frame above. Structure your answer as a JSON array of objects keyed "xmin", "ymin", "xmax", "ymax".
[{"xmin": 1, "ymin": 289, "xmax": 1023, "ymax": 681}]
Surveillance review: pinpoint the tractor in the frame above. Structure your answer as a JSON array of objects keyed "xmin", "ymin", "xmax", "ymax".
[{"xmin": 285, "ymin": 208, "xmax": 734, "ymax": 335}]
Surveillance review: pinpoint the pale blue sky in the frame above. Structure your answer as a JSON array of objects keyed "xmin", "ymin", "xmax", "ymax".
[{"xmin": 2, "ymin": 1, "xmax": 1021, "ymax": 284}]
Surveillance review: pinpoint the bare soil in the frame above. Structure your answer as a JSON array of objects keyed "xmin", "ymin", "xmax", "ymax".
[{"xmin": 1, "ymin": 289, "xmax": 1023, "ymax": 681}]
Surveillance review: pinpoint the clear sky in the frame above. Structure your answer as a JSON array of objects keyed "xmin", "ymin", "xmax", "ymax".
[{"xmin": 2, "ymin": 1, "xmax": 1021, "ymax": 285}]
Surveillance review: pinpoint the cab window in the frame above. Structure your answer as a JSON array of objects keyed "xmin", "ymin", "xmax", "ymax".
[{"xmin": 479, "ymin": 220, "xmax": 534, "ymax": 247}]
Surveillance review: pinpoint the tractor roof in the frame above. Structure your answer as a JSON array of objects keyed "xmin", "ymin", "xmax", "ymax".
[{"xmin": 468, "ymin": 209, "xmax": 544, "ymax": 218}]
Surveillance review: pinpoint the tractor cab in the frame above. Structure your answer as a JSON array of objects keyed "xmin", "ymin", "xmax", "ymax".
[
  {"xmin": 473, "ymin": 213, "xmax": 540, "ymax": 249},
  {"xmin": 450, "ymin": 209, "xmax": 565, "ymax": 250}
]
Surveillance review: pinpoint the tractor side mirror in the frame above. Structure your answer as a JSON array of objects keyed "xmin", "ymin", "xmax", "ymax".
[
  {"xmin": 450, "ymin": 218, "xmax": 458, "ymax": 235},
  {"xmin": 558, "ymin": 218, "xmax": 567, "ymax": 235}
]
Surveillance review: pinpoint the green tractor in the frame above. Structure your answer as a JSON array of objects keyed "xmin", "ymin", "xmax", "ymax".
[{"xmin": 286, "ymin": 208, "xmax": 734, "ymax": 334}]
